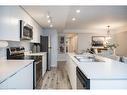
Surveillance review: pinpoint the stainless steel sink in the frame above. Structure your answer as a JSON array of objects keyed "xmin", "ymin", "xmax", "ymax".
[
  {"xmin": 74, "ymin": 55, "xmax": 104, "ymax": 62},
  {"xmin": 77, "ymin": 58, "xmax": 93, "ymax": 62}
]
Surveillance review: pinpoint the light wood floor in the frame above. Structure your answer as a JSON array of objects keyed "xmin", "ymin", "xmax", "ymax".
[{"xmin": 37, "ymin": 61, "xmax": 72, "ymax": 89}]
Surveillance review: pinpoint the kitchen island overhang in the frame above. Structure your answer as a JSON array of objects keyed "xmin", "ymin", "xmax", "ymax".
[{"xmin": 68, "ymin": 53, "xmax": 127, "ymax": 89}]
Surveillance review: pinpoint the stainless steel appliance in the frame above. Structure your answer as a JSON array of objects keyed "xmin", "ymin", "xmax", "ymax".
[
  {"xmin": 20, "ymin": 20, "xmax": 33, "ymax": 40},
  {"xmin": 76, "ymin": 67, "xmax": 90, "ymax": 89},
  {"xmin": 40, "ymin": 36, "xmax": 51, "ymax": 71},
  {"xmin": 31, "ymin": 56, "xmax": 42, "ymax": 88},
  {"xmin": 6, "ymin": 47, "xmax": 42, "ymax": 89},
  {"xmin": 30, "ymin": 43, "xmax": 40, "ymax": 53},
  {"xmin": 7, "ymin": 47, "xmax": 25, "ymax": 59}
]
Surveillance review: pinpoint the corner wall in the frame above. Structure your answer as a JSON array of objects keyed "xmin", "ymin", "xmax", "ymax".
[
  {"xmin": 42, "ymin": 29, "xmax": 58, "ymax": 67},
  {"xmin": 113, "ymin": 31, "xmax": 127, "ymax": 56}
]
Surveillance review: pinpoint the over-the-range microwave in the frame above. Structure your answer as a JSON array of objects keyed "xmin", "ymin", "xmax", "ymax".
[{"xmin": 20, "ymin": 20, "xmax": 33, "ymax": 40}]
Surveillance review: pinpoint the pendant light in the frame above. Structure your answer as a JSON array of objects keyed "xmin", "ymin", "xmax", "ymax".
[{"xmin": 106, "ymin": 25, "xmax": 111, "ymax": 40}]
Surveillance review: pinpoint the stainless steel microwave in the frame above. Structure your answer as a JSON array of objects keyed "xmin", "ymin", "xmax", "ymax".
[{"xmin": 20, "ymin": 20, "xmax": 33, "ymax": 40}]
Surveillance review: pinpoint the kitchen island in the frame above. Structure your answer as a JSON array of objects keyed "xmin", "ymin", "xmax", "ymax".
[
  {"xmin": 0, "ymin": 60, "xmax": 34, "ymax": 89},
  {"xmin": 67, "ymin": 53, "xmax": 127, "ymax": 89}
]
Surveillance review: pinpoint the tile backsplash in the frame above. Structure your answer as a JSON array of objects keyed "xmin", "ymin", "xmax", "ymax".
[
  {"xmin": 8, "ymin": 41, "xmax": 30, "ymax": 51},
  {"xmin": 0, "ymin": 48, "xmax": 7, "ymax": 59}
]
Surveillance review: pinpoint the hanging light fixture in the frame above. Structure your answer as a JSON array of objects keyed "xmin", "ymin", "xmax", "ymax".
[
  {"xmin": 106, "ymin": 25, "xmax": 111, "ymax": 40},
  {"xmin": 46, "ymin": 12, "xmax": 53, "ymax": 28}
]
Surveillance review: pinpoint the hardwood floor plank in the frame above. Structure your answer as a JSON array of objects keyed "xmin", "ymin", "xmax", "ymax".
[{"xmin": 40, "ymin": 61, "xmax": 72, "ymax": 89}]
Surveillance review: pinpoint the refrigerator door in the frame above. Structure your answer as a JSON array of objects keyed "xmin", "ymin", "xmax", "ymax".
[
  {"xmin": 40, "ymin": 36, "xmax": 51, "ymax": 71},
  {"xmin": 48, "ymin": 36, "xmax": 51, "ymax": 70}
]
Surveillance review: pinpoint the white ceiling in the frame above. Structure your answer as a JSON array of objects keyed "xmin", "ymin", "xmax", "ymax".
[{"xmin": 22, "ymin": 6, "xmax": 127, "ymax": 34}]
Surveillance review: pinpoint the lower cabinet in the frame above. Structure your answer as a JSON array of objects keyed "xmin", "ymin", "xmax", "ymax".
[
  {"xmin": 0, "ymin": 63, "xmax": 33, "ymax": 89},
  {"xmin": 66, "ymin": 55, "xmax": 77, "ymax": 89},
  {"xmin": 42, "ymin": 53, "xmax": 47, "ymax": 77}
]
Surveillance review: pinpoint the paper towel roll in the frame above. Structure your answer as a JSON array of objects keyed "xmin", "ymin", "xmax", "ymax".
[{"xmin": 0, "ymin": 41, "xmax": 8, "ymax": 47}]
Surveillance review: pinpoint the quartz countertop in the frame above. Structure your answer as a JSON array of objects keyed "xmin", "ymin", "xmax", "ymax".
[
  {"xmin": 68, "ymin": 53, "xmax": 127, "ymax": 80},
  {"xmin": 0, "ymin": 60, "xmax": 34, "ymax": 84},
  {"xmin": 24, "ymin": 52, "xmax": 47, "ymax": 56}
]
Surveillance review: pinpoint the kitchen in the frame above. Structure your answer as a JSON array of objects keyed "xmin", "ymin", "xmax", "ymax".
[{"xmin": 1, "ymin": 6, "xmax": 127, "ymax": 90}]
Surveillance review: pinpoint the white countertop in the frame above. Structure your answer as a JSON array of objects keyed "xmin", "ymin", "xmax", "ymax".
[
  {"xmin": 24, "ymin": 52, "xmax": 47, "ymax": 56},
  {"xmin": 0, "ymin": 60, "xmax": 34, "ymax": 84},
  {"xmin": 68, "ymin": 53, "xmax": 127, "ymax": 80}
]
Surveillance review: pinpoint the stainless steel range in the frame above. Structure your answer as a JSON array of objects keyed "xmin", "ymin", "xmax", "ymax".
[
  {"xmin": 30, "ymin": 55, "xmax": 42, "ymax": 88},
  {"xmin": 6, "ymin": 47, "xmax": 42, "ymax": 89},
  {"xmin": 7, "ymin": 47, "xmax": 25, "ymax": 59}
]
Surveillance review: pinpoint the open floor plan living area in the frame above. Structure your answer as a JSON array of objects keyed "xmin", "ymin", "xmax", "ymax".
[{"xmin": 1, "ymin": 6, "xmax": 127, "ymax": 90}]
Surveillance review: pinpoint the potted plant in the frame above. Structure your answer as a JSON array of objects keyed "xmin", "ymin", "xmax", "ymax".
[{"xmin": 105, "ymin": 43, "xmax": 119, "ymax": 55}]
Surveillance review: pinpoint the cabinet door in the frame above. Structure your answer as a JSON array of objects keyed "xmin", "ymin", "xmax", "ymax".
[
  {"xmin": 69, "ymin": 58, "xmax": 77, "ymax": 89},
  {"xmin": 0, "ymin": 6, "xmax": 20, "ymax": 41},
  {"xmin": 66, "ymin": 55, "xmax": 77, "ymax": 89},
  {"xmin": 42, "ymin": 54, "xmax": 47, "ymax": 77},
  {"xmin": 30, "ymin": 21, "xmax": 41, "ymax": 43},
  {"xmin": 0, "ymin": 63, "xmax": 33, "ymax": 89},
  {"xmin": 0, "ymin": 7, "xmax": 11, "ymax": 41}
]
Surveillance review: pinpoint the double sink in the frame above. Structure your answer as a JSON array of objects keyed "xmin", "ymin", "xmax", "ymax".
[{"xmin": 75, "ymin": 55, "xmax": 104, "ymax": 62}]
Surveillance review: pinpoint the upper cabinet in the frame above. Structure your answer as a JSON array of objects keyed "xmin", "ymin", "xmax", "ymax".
[
  {"xmin": 0, "ymin": 7, "xmax": 19, "ymax": 41},
  {"xmin": 30, "ymin": 20, "xmax": 41, "ymax": 43},
  {"xmin": 0, "ymin": 6, "xmax": 41, "ymax": 43}
]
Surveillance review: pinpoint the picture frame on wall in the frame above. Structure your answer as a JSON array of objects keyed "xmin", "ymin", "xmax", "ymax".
[
  {"xmin": 59, "ymin": 36, "xmax": 65, "ymax": 53},
  {"xmin": 92, "ymin": 36, "xmax": 105, "ymax": 47}
]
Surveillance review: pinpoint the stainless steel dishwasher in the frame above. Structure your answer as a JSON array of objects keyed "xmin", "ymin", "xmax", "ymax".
[{"xmin": 76, "ymin": 67, "xmax": 90, "ymax": 89}]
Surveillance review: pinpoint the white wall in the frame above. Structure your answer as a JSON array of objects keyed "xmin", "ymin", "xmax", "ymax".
[
  {"xmin": 69, "ymin": 33, "xmax": 104, "ymax": 52},
  {"xmin": 69, "ymin": 35, "xmax": 78, "ymax": 52},
  {"xmin": 43, "ymin": 29, "xmax": 58, "ymax": 67},
  {"xmin": 64, "ymin": 29, "xmax": 108, "ymax": 52},
  {"xmin": 0, "ymin": 48, "xmax": 6, "ymax": 59},
  {"xmin": 57, "ymin": 33, "xmax": 67, "ymax": 61},
  {"xmin": 77, "ymin": 33, "xmax": 94, "ymax": 51},
  {"xmin": 112, "ymin": 31, "xmax": 127, "ymax": 56},
  {"xmin": 64, "ymin": 31, "xmax": 127, "ymax": 57}
]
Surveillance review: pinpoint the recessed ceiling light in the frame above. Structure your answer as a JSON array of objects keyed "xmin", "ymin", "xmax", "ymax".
[
  {"xmin": 50, "ymin": 24, "xmax": 53, "ymax": 27},
  {"xmin": 72, "ymin": 17, "xmax": 76, "ymax": 21},
  {"xmin": 76, "ymin": 9, "xmax": 80, "ymax": 13},
  {"xmin": 47, "ymin": 15, "xmax": 50, "ymax": 18},
  {"xmin": 48, "ymin": 20, "xmax": 51, "ymax": 23}
]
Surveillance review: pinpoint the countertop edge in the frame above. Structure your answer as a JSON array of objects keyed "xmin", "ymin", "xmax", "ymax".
[{"xmin": 0, "ymin": 60, "xmax": 34, "ymax": 84}]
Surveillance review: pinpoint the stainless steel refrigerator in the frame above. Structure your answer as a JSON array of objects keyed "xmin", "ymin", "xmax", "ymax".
[{"xmin": 40, "ymin": 36, "xmax": 51, "ymax": 71}]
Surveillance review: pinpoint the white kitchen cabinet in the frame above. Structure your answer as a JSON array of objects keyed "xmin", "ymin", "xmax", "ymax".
[
  {"xmin": 0, "ymin": 6, "xmax": 41, "ymax": 43},
  {"xmin": 30, "ymin": 21, "xmax": 41, "ymax": 43},
  {"xmin": 42, "ymin": 53, "xmax": 47, "ymax": 77},
  {"xmin": 0, "ymin": 7, "xmax": 19, "ymax": 41},
  {"xmin": 66, "ymin": 55, "xmax": 77, "ymax": 89},
  {"xmin": 0, "ymin": 63, "xmax": 33, "ymax": 89}
]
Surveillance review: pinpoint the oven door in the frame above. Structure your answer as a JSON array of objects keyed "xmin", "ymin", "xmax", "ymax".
[
  {"xmin": 76, "ymin": 67, "xmax": 90, "ymax": 89},
  {"xmin": 33, "ymin": 57, "xmax": 42, "ymax": 89}
]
